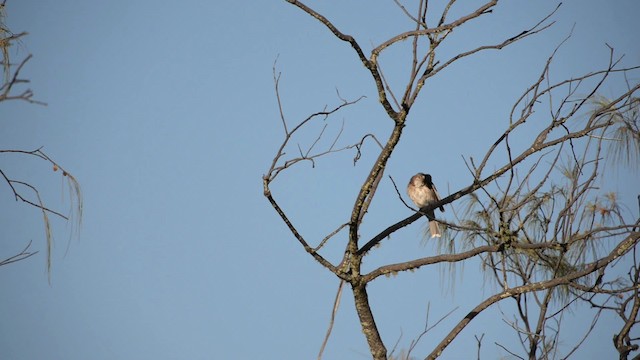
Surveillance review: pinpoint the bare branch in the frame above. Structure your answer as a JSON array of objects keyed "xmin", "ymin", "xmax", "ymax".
[
  {"xmin": 314, "ymin": 223, "xmax": 349, "ymax": 252},
  {"xmin": 0, "ymin": 240, "xmax": 37, "ymax": 267},
  {"xmin": 317, "ymin": 280, "xmax": 345, "ymax": 360},
  {"xmin": 1, "ymin": 14, "xmax": 82, "ymax": 280},
  {"xmin": 284, "ymin": 0, "xmax": 398, "ymax": 119},
  {"xmin": 0, "ymin": 54, "xmax": 46, "ymax": 105},
  {"xmin": 425, "ymin": 232, "xmax": 640, "ymax": 360},
  {"xmin": 371, "ymin": 1, "xmax": 499, "ymax": 58},
  {"xmin": 264, "ymin": 73, "xmax": 365, "ymax": 182},
  {"xmin": 269, "ymin": 2, "xmax": 640, "ymax": 359},
  {"xmin": 406, "ymin": 304, "xmax": 458, "ymax": 359}
]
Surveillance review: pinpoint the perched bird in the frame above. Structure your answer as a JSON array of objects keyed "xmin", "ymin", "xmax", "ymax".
[{"xmin": 407, "ymin": 173, "xmax": 445, "ymax": 237}]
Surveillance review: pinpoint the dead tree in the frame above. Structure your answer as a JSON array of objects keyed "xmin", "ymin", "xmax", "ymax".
[{"xmin": 263, "ymin": 1, "xmax": 640, "ymax": 358}]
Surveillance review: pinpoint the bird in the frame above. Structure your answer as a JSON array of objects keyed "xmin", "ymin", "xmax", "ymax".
[{"xmin": 407, "ymin": 173, "xmax": 445, "ymax": 238}]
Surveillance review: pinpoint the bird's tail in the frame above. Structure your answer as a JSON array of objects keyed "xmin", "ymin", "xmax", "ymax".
[{"xmin": 429, "ymin": 220, "xmax": 441, "ymax": 238}]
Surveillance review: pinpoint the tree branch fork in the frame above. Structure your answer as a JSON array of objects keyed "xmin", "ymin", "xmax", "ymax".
[{"xmin": 264, "ymin": 1, "xmax": 640, "ymax": 359}]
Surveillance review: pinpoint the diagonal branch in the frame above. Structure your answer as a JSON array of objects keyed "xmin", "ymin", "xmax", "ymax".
[
  {"xmin": 0, "ymin": 240, "xmax": 38, "ymax": 267},
  {"xmin": 371, "ymin": 1, "xmax": 498, "ymax": 58},
  {"xmin": 263, "ymin": 190, "xmax": 342, "ymax": 277},
  {"xmin": 357, "ymin": 71, "xmax": 639, "ymax": 256},
  {"xmin": 425, "ymin": 232, "xmax": 640, "ymax": 360},
  {"xmin": 284, "ymin": 0, "xmax": 398, "ymax": 120}
]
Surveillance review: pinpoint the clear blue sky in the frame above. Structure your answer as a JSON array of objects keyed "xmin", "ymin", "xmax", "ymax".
[{"xmin": 1, "ymin": 1, "xmax": 638, "ymax": 359}]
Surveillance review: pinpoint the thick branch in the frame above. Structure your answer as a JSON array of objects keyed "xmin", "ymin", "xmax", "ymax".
[
  {"xmin": 352, "ymin": 281, "xmax": 387, "ymax": 359},
  {"xmin": 349, "ymin": 123, "xmax": 405, "ymax": 255},
  {"xmin": 363, "ymin": 241, "xmax": 571, "ymax": 282}
]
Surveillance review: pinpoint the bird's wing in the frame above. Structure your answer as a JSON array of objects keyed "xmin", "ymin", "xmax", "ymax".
[{"xmin": 433, "ymin": 183, "xmax": 445, "ymax": 212}]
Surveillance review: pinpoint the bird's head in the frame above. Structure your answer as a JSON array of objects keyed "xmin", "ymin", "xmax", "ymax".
[{"xmin": 422, "ymin": 173, "xmax": 433, "ymax": 186}]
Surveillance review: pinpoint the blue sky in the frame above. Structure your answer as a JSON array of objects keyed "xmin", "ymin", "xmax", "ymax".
[{"xmin": 1, "ymin": 1, "xmax": 639, "ymax": 359}]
